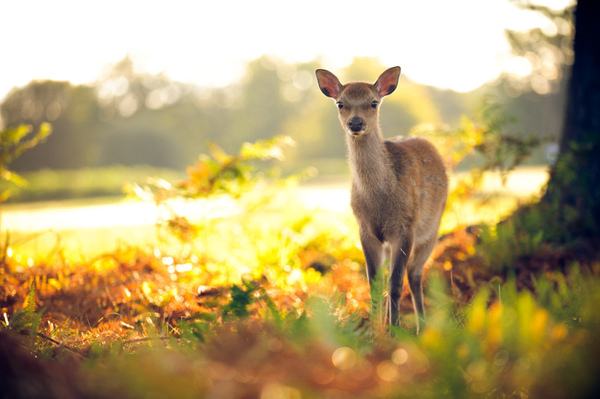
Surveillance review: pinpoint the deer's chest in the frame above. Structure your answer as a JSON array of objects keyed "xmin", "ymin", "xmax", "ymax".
[{"xmin": 350, "ymin": 186, "xmax": 403, "ymax": 241}]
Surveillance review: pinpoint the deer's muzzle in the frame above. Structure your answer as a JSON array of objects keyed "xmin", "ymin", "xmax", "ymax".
[{"xmin": 348, "ymin": 117, "xmax": 364, "ymax": 134}]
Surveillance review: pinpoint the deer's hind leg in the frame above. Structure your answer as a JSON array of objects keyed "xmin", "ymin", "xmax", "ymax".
[{"xmin": 407, "ymin": 235, "xmax": 437, "ymax": 333}]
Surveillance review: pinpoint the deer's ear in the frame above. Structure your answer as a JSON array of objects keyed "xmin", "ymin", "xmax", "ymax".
[
  {"xmin": 374, "ymin": 66, "xmax": 401, "ymax": 97},
  {"xmin": 315, "ymin": 69, "xmax": 342, "ymax": 99}
]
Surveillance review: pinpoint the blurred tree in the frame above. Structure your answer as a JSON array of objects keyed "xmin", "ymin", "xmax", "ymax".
[
  {"xmin": 505, "ymin": 0, "xmax": 574, "ymax": 96},
  {"xmin": 103, "ymin": 129, "xmax": 179, "ymax": 168},
  {"xmin": 0, "ymin": 55, "xmax": 474, "ymax": 176},
  {"xmin": 0, "ymin": 81, "xmax": 101, "ymax": 170},
  {"xmin": 466, "ymin": 1, "xmax": 573, "ymax": 165},
  {"xmin": 277, "ymin": 60, "xmax": 335, "ymax": 165},
  {"xmin": 95, "ymin": 56, "xmax": 257, "ymax": 169},
  {"xmin": 95, "ymin": 56, "xmax": 196, "ymax": 168},
  {"xmin": 487, "ymin": 1, "xmax": 574, "ymax": 164},
  {"xmin": 227, "ymin": 57, "xmax": 292, "ymax": 149}
]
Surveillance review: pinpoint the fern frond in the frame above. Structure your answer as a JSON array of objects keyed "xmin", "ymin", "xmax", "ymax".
[
  {"xmin": 4, "ymin": 285, "xmax": 43, "ymax": 340},
  {"xmin": 368, "ymin": 262, "xmax": 389, "ymax": 335}
]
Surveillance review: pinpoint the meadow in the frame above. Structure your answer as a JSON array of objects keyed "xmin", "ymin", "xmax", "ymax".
[{"xmin": 1, "ymin": 138, "xmax": 599, "ymax": 398}]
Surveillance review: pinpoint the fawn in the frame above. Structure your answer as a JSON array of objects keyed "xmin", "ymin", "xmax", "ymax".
[{"xmin": 315, "ymin": 66, "xmax": 448, "ymax": 332}]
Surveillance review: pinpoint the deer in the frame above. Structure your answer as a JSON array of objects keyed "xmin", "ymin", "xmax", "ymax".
[{"xmin": 315, "ymin": 66, "xmax": 448, "ymax": 333}]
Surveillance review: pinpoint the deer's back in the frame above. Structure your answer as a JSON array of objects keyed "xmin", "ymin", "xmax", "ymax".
[{"xmin": 384, "ymin": 136, "xmax": 447, "ymax": 187}]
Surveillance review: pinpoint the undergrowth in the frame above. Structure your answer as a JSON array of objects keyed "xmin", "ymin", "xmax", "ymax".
[
  {"xmin": 2, "ymin": 258, "xmax": 599, "ymax": 398},
  {"xmin": 1, "ymin": 113, "xmax": 599, "ymax": 398}
]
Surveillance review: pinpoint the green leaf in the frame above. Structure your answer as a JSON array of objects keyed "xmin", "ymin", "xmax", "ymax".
[
  {"xmin": 1, "ymin": 123, "xmax": 53, "ymax": 198},
  {"xmin": 0, "ymin": 169, "xmax": 28, "ymax": 187}
]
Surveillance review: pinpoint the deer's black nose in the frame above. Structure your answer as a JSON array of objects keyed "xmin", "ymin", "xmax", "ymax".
[{"xmin": 348, "ymin": 117, "xmax": 363, "ymax": 132}]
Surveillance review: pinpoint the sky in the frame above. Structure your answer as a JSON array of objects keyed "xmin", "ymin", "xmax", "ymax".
[{"xmin": 0, "ymin": 0, "xmax": 572, "ymax": 102}]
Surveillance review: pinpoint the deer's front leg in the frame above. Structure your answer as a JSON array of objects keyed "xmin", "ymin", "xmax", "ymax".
[
  {"xmin": 359, "ymin": 229, "xmax": 383, "ymax": 288},
  {"xmin": 387, "ymin": 237, "xmax": 413, "ymax": 326}
]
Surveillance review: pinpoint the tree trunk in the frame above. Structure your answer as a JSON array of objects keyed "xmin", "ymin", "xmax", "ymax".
[
  {"xmin": 542, "ymin": 0, "xmax": 600, "ymax": 241},
  {"xmin": 560, "ymin": 0, "xmax": 600, "ymax": 151}
]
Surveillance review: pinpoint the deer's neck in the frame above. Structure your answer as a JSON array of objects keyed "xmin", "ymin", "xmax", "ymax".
[{"xmin": 347, "ymin": 129, "xmax": 393, "ymax": 193}]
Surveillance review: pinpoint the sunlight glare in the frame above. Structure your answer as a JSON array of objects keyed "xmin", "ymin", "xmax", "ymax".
[
  {"xmin": 0, "ymin": 0, "xmax": 575, "ymax": 100},
  {"xmin": 175, "ymin": 263, "xmax": 193, "ymax": 273},
  {"xmin": 332, "ymin": 347, "xmax": 357, "ymax": 371},
  {"xmin": 392, "ymin": 348, "xmax": 409, "ymax": 366},
  {"xmin": 261, "ymin": 383, "xmax": 301, "ymax": 399},
  {"xmin": 376, "ymin": 360, "xmax": 401, "ymax": 382}
]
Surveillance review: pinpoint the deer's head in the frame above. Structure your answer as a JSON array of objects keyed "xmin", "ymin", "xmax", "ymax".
[{"xmin": 316, "ymin": 66, "xmax": 401, "ymax": 136}]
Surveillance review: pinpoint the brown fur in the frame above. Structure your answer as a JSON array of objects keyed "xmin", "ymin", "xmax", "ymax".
[{"xmin": 316, "ymin": 67, "xmax": 448, "ymax": 332}]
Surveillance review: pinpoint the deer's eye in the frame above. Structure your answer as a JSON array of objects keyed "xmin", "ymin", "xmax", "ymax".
[
  {"xmin": 336, "ymin": 102, "xmax": 344, "ymax": 109},
  {"xmin": 371, "ymin": 101, "xmax": 378, "ymax": 109}
]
